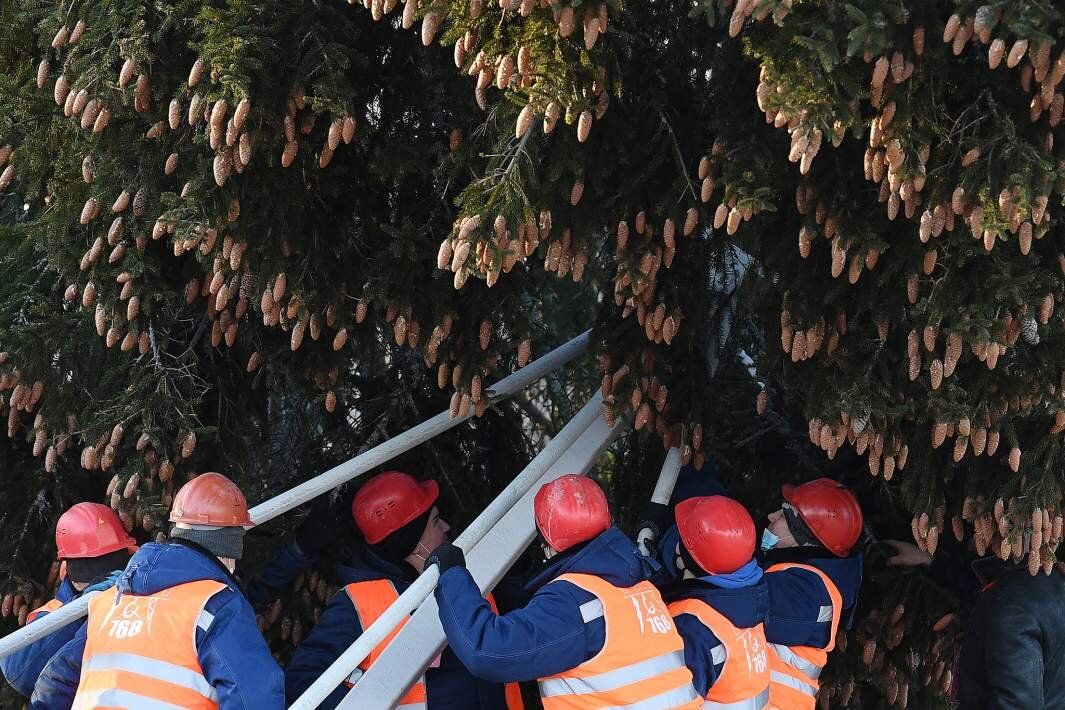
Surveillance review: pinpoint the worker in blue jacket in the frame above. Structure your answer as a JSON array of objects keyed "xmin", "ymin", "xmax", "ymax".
[
  {"xmin": 664, "ymin": 495, "xmax": 771, "ymax": 706},
  {"xmin": 428, "ymin": 474, "xmax": 701, "ymax": 708},
  {"xmin": 759, "ymin": 478, "xmax": 863, "ymax": 709},
  {"xmin": 285, "ymin": 470, "xmax": 521, "ymax": 709},
  {"xmin": 636, "ymin": 458, "xmax": 728, "ymax": 584},
  {"xmin": 31, "ymin": 473, "xmax": 284, "ymax": 709},
  {"xmin": 1, "ymin": 503, "xmax": 135, "ymax": 697}
]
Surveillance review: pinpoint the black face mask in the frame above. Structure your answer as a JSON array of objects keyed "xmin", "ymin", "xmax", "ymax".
[
  {"xmin": 534, "ymin": 530, "xmax": 553, "ymax": 562},
  {"xmin": 673, "ymin": 542, "xmax": 707, "ymax": 579},
  {"xmin": 782, "ymin": 504, "xmax": 821, "ymax": 547}
]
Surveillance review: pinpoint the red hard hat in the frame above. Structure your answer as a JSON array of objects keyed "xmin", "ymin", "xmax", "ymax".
[
  {"xmin": 352, "ymin": 471, "xmax": 439, "ymax": 544},
  {"xmin": 782, "ymin": 477, "xmax": 863, "ymax": 557},
  {"xmin": 55, "ymin": 503, "xmax": 136, "ymax": 559},
  {"xmin": 534, "ymin": 475, "xmax": 610, "ymax": 553},
  {"xmin": 676, "ymin": 496, "xmax": 755, "ymax": 575},
  {"xmin": 170, "ymin": 472, "xmax": 253, "ymax": 527}
]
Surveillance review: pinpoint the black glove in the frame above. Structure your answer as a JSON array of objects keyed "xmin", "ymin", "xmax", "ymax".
[
  {"xmin": 426, "ymin": 543, "xmax": 466, "ymax": 573},
  {"xmin": 295, "ymin": 492, "xmax": 345, "ymax": 557},
  {"xmin": 636, "ymin": 502, "xmax": 673, "ymax": 540}
]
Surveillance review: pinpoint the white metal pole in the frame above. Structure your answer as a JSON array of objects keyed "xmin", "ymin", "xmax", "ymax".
[
  {"xmin": 651, "ymin": 447, "xmax": 683, "ymax": 505},
  {"xmin": 637, "ymin": 447, "xmax": 682, "ymax": 557},
  {"xmin": 637, "ymin": 246, "xmax": 753, "ymax": 558},
  {"xmin": 248, "ymin": 330, "xmax": 591, "ymax": 525},
  {"xmin": 0, "ymin": 332, "xmax": 591, "ymax": 661},
  {"xmin": 0, "ymin": 590, "xmax": 101, "ymax": 659},
  {"xmin": 289, "ymin": 392, "xmax": 604, "ymax": 710},
  {"xmin": 339, "ymin": 413, "xmax": 622, "ymax": 709}
]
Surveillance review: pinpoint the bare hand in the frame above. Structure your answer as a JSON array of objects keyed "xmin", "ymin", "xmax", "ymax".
[{"xmin": 883, "ymin": 540, "xmax": 933, "ymax": 567}]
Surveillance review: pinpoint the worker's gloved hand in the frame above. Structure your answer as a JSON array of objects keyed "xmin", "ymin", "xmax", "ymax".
[
  {"xmin": 295, "ymin": 492, "xmax": 345, "ymax": 557},
  {"xmin": 636, "ymin": 502, "xmax": 673, "ymax": 559},
  {"xmin": 82, "ymin": 570, "xmax": 122, "ymax": 595},
  {"xmin": 426, "ymin": 543, "xmax": 466, "ymax": 573}
]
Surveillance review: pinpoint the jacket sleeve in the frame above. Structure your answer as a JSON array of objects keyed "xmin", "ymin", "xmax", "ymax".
[
  {"xmin": 1, "ymin": 614, "xmax": 80, "ymax": 697},
  {"xmin": 434, "ymin": 566, "xmax": 594, "ymax": 683},
  {"xmin": 982, "ymin": 594, "xmax": 1044, "ymax": 710},
  {"xmin": 284, "ymin": 590, "xmax": 362, "ymax": 709},
  {"xmin": 763, "ymin": 567, "xmax": 834, "ymax": 648},
  {"xmin": 243, "ymin": 541, "xmax": 314, "ymax": 605},
  {"xmin": 29, "ymin": 623, "xmax": 87, "ymax": 709},
  {"xmin": 672, "ymin": 614, "xmax": 722, "ymax": 698},
  {"xmin": 197, "ymin": 590, "xmax": 285, "ymax": 709}
]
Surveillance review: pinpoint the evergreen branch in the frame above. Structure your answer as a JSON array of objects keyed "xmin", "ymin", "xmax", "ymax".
[{"xmin": 658, "ymin": 110, "xmax": 698, "ymax": 204}]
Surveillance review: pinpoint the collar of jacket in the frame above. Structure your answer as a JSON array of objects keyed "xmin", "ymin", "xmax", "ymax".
[
  {"xmin": 971, "ymin": 556, "xmax": 1026, "ymax": 587},
  {"xmin": 524, "ymin": 526, "xmax": 660, "ymax": 593},
  {"xmin": 760, "ymin": 546, "xmax": 834, "ymax": 565},
  {"xmin": 169, "ymin": 537, "xmax": 243, "ymax": 588},
  {"xmin": 663, "ymin": 576, "xmax": 770, "ymax": 628},
  {"xmin": 336, "ymin": 545, "xmax": 420, "ymax": 587}
]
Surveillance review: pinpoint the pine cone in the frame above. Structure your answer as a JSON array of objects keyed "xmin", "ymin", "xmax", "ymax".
[
  {"xmin": 558, "ymin": 6, "xmax": 576, "ymax": 37},
  {"xmin": 577, "ymin": 110, "xmax": 592, "ymax": 142},
  {"xmin": 421, "ymin": 11, "xmax": 444, "ymax": 46},
  {"xmin": 188, "ymin": 57, "xmax": 205, "ymax": 87},
  {"xmin": 1020, "ymin": 316, "xmax": 1039, "ymax": 345},
  {"xmin": 1007, "ymin": 39, "xmax": 1028, "ymax": 68},
  {"xmin": 570, "ymin": 179, "xmax": 584, "ymax": 206},
  {"xmin": 132, "ymin": 187, "xmax": 149, "ymax": 217},
  {"xmin": 930, "ymin": 359, "xmax": 943, "ymax": 389}
]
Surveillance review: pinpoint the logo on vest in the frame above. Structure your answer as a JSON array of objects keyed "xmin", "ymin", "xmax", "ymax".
[
  {"xmin": 735, "ymin": 629, "xmax": 767, "ymax": 675},
  {"xmin": 627, "ymin": 589, "xmax": 674, "ymax": 636},
  {"xmin": 99, "ymin": 595, "xmax": 166, "ymax": 641}
]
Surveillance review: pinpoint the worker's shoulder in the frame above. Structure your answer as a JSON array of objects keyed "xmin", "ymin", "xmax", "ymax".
[
  {"xmin": 536, "ymin": 575, "xmax": 600, "ymax": 606},
  {"xmin": 989, "ymin": 566, "xmax": 1065, "ymax": 606},
  {"xmin": 764, "ymin": 562, "xmax": 830, "ymax": 589}
]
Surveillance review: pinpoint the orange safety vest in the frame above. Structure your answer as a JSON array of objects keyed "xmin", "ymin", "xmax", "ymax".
[
  {"xmin": 72, "ymin": 579, "xmax": 227, "ymax": 710},
  {"xmin": 538, "ymin": 573, "xmax": 703, "ymax": 710},
  {"xmin": 343, "ymin": 579, "xmax": 524, "ymax": 710},
  {"xmin": 763, "ymin": 563, "xmax": 843, "ymax": 710},
  {"xmin": 668, "ymin": 597, "xmax": 770, "ymax": 709},
  {"xmin": 27, "ymin": 597, "xmax": 64, "ymax": 624}
]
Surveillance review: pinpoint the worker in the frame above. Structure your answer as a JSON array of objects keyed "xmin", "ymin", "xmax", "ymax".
[
  {"xmin": 759, "ymin": 478, "xmax": 863, "ymax": 710},
  {"xmin": 635, "ymin": 458, "xmax": 727, "ymax": 582},
  {"xmin": 665, "ymin": 495, "xmax": 770, "ymax": 708},
  {"xmin": 885, "ymin": 535, "xmax": 1065, "ymax": 708},
  {"xmin": 1, "ymin": 503, "xmax": 136, "ymax": 697},
  {"xmin": 31, "ymin": 472, "xmax": 284, "ymax": 709},
  {"xmin": 429, "ymin": 473, "xmax": 703, "ymax": 709},
  {"xmin": 285, "ymin": 470, "xmax": 523, "ymax": 709}
]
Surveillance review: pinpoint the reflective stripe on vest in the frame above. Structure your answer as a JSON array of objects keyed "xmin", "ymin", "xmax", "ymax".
[
  {"xmin": 539, "ymin": 572, "xmax": 702, "ymax": 710},
  {"xmin": 73, "ymin": 579, "xmax": 227, "ymax": 710},
  {"xmin": 763, "ymin": 563, "xmax": 843, "ymax": 710},
  {"xmin": 343, "ymin": 580, "xmax": 523, "ymax": 710},
  {"xmin": 667, "ymin": 598, "xmax": 769, "ymax": 710},
  {"xmin": 27, "ymin": 597, "xmax": 64, "ymax": 624},
  {"xmin": 702, "ymin": 689, "xmax": 770, "ymax": 710}
]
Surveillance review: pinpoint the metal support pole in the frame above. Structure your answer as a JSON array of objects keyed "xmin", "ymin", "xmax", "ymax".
[
  {"xmin": 651, "ymin": 447, "xmax": 683, "ymax": 505},
  {"xmin": 338, "ymin": 412, "xmax": 622, "ymax": 709},
  {"xmin": 0, "ymin": 590, "xmax": 103, "ymax": 660},
  {"xmin": 0, "ymin": 332, "xmax": 591, "ymax": 661},
  {"xmin": 290, "ymin": 392, "xmax": 604, "ymax": 710},
  {"xmin": 248, "ymin": 330, "xmax": 591, "ymax": 524}
]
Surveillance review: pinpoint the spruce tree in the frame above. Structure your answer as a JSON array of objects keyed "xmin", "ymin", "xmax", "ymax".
[{"xmin": 1, "ymin": 0, "xmax": 1064, "ymax": 706}]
